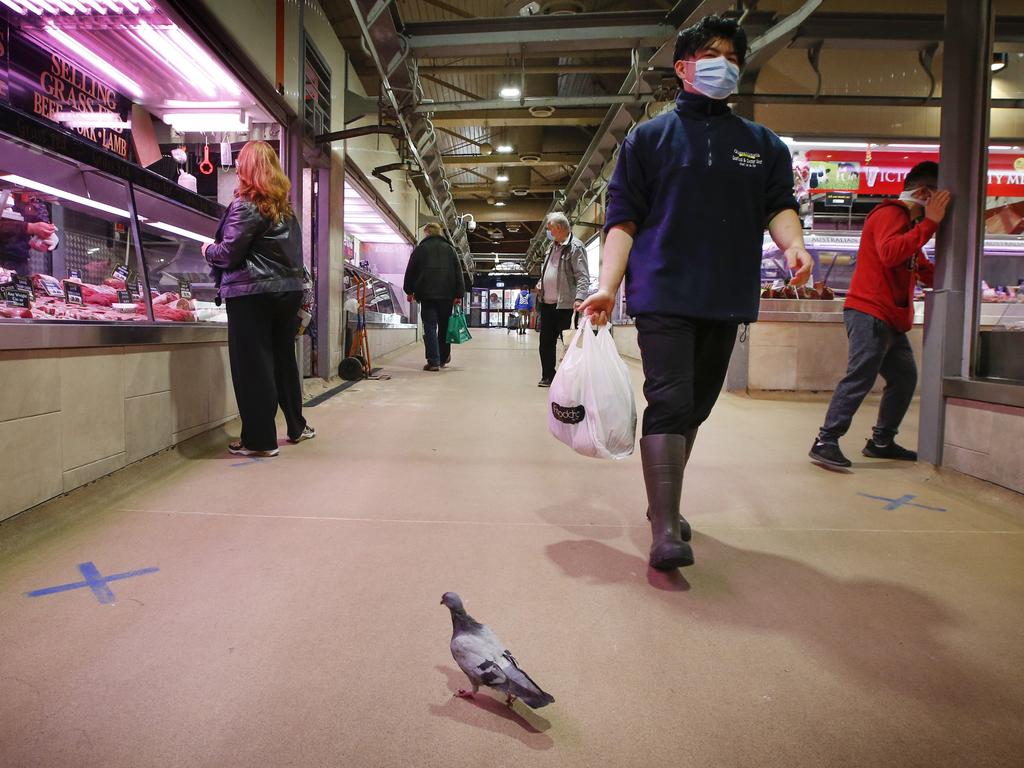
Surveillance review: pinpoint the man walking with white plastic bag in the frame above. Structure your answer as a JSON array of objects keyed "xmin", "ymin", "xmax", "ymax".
[{"xmin": 579, "ymin": 15, "xmax": 812, "ymax": 571}]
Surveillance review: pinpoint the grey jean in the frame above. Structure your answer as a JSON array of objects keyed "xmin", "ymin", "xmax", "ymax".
[{"xmin": 819, "ymin": 308, "xmax": 917, "ymax": 444}]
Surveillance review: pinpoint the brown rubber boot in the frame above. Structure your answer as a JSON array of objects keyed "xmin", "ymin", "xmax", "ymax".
[{"xmin": 641, "ymin": 434, "xmax": 695, "ymax": 570}]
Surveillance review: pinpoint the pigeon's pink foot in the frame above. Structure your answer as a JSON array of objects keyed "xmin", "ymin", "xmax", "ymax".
[
  {"xmin": 456, "ymin": 689, "xmax": 475, "ymax": 699},
  {"xmin": 505, "ymin": 693, "xmax": 517, "ymax": 708}
]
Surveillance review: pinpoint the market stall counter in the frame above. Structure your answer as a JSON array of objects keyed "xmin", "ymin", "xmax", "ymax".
[{"xmin": 0, "ymin": 115, "xmax": 237, "ymax": 523}]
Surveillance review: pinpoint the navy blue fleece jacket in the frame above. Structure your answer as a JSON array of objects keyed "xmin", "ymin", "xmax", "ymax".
[{"xmin": 605, "ymin": 91, "xmax": 798, "ymax": 323}]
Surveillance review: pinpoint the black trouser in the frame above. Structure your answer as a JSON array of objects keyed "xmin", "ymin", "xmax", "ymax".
[
  {"xmin": 420, "ymin": 299, "xmax": 453, "ymax": 366},
  {"xmin": 819, "ymin": 308, "xmax": 917, "ymax": 444},
  {"xmin": 225, "ymin": 291, "xmax": 307, "ymax": 451},
  {"xmin": 538, "ymin": 301, "xmax": 574, "ymax": 380},
  {"xmin": 635, "ymin": 314, "xmax": 738, "ymax": 436}
]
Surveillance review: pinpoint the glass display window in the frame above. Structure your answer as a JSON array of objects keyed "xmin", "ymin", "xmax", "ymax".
[
  {"xmin": 343, "ymin": 264, "xmax": 405, "ymax": 324},
  {"xmin": 1, "ymin": 134, "xmax": 147, "ymax": 322},
  {"xmin": 133, "ymin": 186, "xmax": 222, "ymax": 324},
  {"xmin": 977, "ymin": 29, "xmax": 1024, "ymax": 382}
]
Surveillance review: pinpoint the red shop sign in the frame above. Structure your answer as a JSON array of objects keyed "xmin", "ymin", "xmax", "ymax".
[{"xmin": 800, "ymin": 150, "xmax": 1024, "ymax": 197}]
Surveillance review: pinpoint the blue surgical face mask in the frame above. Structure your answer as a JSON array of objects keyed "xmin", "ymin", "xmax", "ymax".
[
  {"xmin": 685, "ymin": 56, "xmax": 740, "ymax": 100},
  {"xmin": 545, "ymin": 229, "xmax": 555, "ymax": 241}
]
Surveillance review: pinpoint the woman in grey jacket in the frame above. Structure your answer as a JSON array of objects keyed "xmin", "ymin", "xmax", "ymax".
[
  {"xmin": 202, "ymin": 141, "xmax": 313, "ymax": 457},
  {"xmin": 536, "ymin": 212, "xmax": 591, "ymax": 386}
]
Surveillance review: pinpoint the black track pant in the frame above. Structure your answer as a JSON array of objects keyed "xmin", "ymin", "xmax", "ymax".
[
  {"xmin": 635, "ymin": 314, "xmax": 738, "ymax": 437},
  {"xmin": 420, "ymin": 299, "xmax": 454, "ymax": 366},
  {"xmin": 538, "ymin": 301, "xmax": 574, "ymax": 380},
  {"xmin": 226, "ymin": 291, "xmax": 307, "ymax": 451}
]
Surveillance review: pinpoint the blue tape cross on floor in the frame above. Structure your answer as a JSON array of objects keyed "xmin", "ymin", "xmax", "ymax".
[
  {"xmin": 25, "ymin": 562, "xmax": 159, "ymax": 605},
  {"xmin": 857, "ymin": 492, "xmax": 947, "ymax": 512}
]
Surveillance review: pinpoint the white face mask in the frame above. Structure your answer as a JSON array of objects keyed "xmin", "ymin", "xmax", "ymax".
[
  {"xmin": 899, "ymin": 188, "xmax": 932, "ymax": 206},
  {"xmin": 684, "ymin": 56, "xmax": 741, "ymax": 100}
]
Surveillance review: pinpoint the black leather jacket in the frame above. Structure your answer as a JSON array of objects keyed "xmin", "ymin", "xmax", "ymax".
[{"xmin": 204, "ymin": 198, "xmax": 304, "ymax": 299}]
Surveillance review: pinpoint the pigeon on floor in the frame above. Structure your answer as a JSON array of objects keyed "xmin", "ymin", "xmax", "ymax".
[{"xmin": 440, "ymin": 592, "xmax": 555, "ymax": 709}]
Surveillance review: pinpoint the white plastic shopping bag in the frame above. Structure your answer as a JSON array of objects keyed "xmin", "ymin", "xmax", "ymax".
[{"xmin": 548, "ymin": 316, "xmax": 636, "ymax": 460}]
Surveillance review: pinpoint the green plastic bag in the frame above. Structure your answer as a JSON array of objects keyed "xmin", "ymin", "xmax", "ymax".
[{"xmin": 446, "ymin": 306, "xmax": 472, "ymax": 344}]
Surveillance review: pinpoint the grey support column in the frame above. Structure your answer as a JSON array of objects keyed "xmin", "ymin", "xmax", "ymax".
[
  {"xmin": 919, "ymin": 0, "xmax": 994, "ymax": 464},
  {"xmin": 315, "ymin": 165, "xmax": 332, "ymax": 378}
]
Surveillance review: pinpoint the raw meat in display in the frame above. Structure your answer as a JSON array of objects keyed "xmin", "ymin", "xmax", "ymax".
[
  {"xmin": 0, "ymin": 306, "xmax": 32, "ymax": 318},
  {"xmin": 152, "ymin": 304, "xmax": 196, "ymax": 322},
  {"xmin": 80, "ymin": 283, "xmax": 118, "ymax": 306},
  {"xmin": 31, "ymin": 273, "xmax": 64, "ymax": 298},
  {"xmin": 152, "ymin": 291, "xmax": 180, "ymax": 306},
  {"xmin": 104, "ymin": 277, "xmax": 127, "ymax": 289}
]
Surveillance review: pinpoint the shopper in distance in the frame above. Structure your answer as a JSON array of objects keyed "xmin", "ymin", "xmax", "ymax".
[
  {"xmin": 579, "ymin": 15, "xmax": 813, "ymax": 571},
  {"xmin": 810, "ymin": 162, "xmax": 952, "ymax": 469},
  {"xmin": 536, "ymin": 212, "xmax": 592, "ymax": 387},
  {"xmin": 404, "ymin": 222, "xmax": 466, "ymax": 371}
]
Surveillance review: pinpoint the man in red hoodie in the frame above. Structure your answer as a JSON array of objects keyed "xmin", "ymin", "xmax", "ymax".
[{"xmin": 810, "ymin": 162, "xmax": 951, "ymax": 468}]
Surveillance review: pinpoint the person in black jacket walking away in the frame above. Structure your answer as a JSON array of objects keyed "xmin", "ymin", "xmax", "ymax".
[
  {"xmin": 579, "ymin": 16, "xmax": 813, "ymax": 572},
  {"xmin": 404, "ymin": 223, "xmax": 466, "ymax": 371},
  {"xmin": 202, "ymin": 140, "xmax": 313, "ymax": 457}
]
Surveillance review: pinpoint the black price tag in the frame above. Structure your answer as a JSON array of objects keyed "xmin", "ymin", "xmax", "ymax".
[
  {"xmin": 128, "ymin": 281, "xmax": 143, "ymax": 300},
  {"xmin": 178, "ymin": 279, "xmax": 192, "ymax": 300},
  {"xmin": 63, "ymin": 280, "xmax": 83, "ymax": 305},
  {"xmin": 112, "ymin": 264, "xmax": 130, "ymax": 281},
  {"xmin": 38, "ymin": 275, "xmax": 64, "ymax": 297},
  {"xmin": 69, "ymin": 269, "xmax": 82, "ymax": 280},
  {"xmin": 13, "ymin": 275, "xmax": 34, "ymax": 299},
  {"xmin": 4, "ymin": 288, "xmax": 33, "ymax": 308},
  {"xmin": 117, "ymin": 290, "xmax": 131, "ymax": 304}
]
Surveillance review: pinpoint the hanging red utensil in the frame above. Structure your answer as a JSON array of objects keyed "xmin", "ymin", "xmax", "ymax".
[{"xmin": 198, "ymin": 143, "xmax": 214, "ymax": 175}]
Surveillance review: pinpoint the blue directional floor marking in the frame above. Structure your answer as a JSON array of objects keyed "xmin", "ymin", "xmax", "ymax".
[
  {"xmin": 25, "ymin": 562, "xmax": 159, "ymax": 605},
  {"xmin": 857, "ymin": 492, "xmax": 947, "ymax": 512}
]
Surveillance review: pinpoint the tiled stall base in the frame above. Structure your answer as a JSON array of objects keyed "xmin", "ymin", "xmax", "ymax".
[{"xmin": 0, "ymin": 343, "xmax": 238, "ymax": 521}]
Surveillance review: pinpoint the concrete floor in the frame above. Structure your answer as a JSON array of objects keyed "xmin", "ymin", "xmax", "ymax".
[{"xmin": 1, "ymin": 329, "xmax": 1023, "ymax": 768}]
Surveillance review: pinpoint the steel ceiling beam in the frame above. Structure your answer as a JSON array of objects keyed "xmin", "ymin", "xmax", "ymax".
[
  {"xmin": 429, "ymin": 110, "xmax": 608, "ymax": 128},
  {"xmin": 453, "ymin": 185, "xmax": 562, "ymax": 195},
  {"xmin": 404, "ymin": 11, "xmax": 676, "ymax": 57},
  {"xmin": 789, "ymin": 13, "xmax": 1024, "ymax": 48},
  {"xmin": 744, "ymin": 0, "xmax": 823, "ymax": 71},
  {"xmin": 418, "ymin": 94, "xmax": 658, "ymax": 113},
  {"xmin": 748, "ymin": 94, "xmax": 1024, "ymax": 108},
  {"xmin": 443, "ymin": 154, "xmax": 582, "ymax": 168},
  {"xmin": 418, "ymin": 64, "xmax": 630, "ymax": 75}
]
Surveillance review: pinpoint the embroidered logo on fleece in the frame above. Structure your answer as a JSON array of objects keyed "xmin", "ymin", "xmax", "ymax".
[
  {"xmin": 551, "ymin": 402, "xmax": 586, "ymax": 425},
  {"xmin": 732, "ymin": 149, "xmax": 763, "ymax": 168}
]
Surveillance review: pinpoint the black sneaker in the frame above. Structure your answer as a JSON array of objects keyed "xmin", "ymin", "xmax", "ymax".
[
  {"xmin": 863, "ymin": 439, "xmax": 917, "ymax": 461},
  {"xmin": 538, "ymin": 378, "xmax": 552, "ymax": 387},
  {"xmin": 424, "ymin": 363, "xmax": 440, "ymax": 372},
  {"xmin": 809, "ymin": 439, "xmax": 851, "ymax": 468}
]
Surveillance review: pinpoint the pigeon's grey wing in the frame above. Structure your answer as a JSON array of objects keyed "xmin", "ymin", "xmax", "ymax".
[
  {"xmin": 451, "ymin": 633, "xmax": 508, "ymax": 689},
  {"xmin": 472, "ymin": 624, "xmax": 508, "ymax": 655},
  {"xmin": 499, "ymin": 650, "xmax": 556, "ymax": 708}
]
